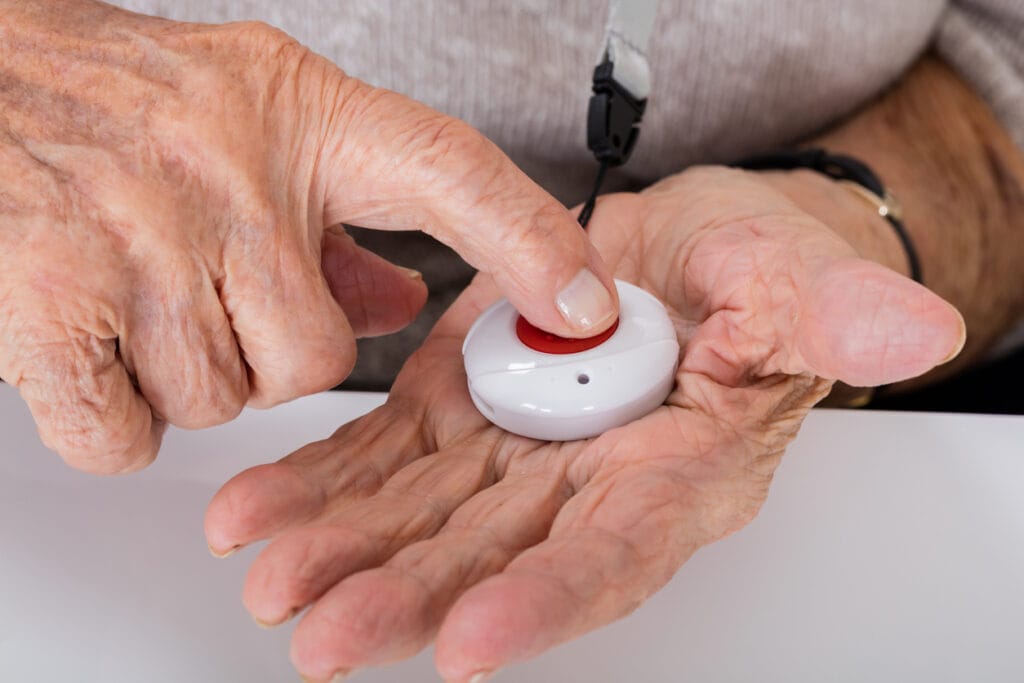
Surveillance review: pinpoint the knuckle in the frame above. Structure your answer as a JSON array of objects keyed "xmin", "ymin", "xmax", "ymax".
[
  {"xmin": 418, "ymin": 116, "xmax": 485, "ymax": 162},
  {"xmin": 511, "ymin": 201, "xmax": 579, "ymax": 258},
  {"xmin": 11, "ymin": 329, "xmax": 155, "ymax": 473},
  {"xmin": 397, "ymin": 112, "xmax": 497, "ymax": 188},
  {"xmin": 324, "ymin": 89, "xmax": 496, "ymax": 212},
  {"xmin": 291, "ymin": 340, "xmax": 357, "ymax": 396},
  {"xmin": 46, "ymin": 407, "xmax": 154, "ymax": 475},
  {"xmin": 249, "ymin": 339, "xmax": 356, "ymax": 409},
  {"xmin": 483, "ymin": 202, "xmax": 582, "ymax": 296},
  {"xmin": 170, "ymin": 390, "xmax": 246, "ymax": 430},
  {"xmin": 215, "ymin": 20, "xmax": 319, "ymax": 95},
  {"xmin": 180, "ymin": 360, "xmax": 249, "ymax": 426},
  {"xmin": 133, "ymin": 340, "xmax": 249, "ymax": 431},
  {"xmin": 15, "ymin": 327, "xmax": 105, "ymax": 394},
  {"xmin": 224, "ymin": 20, "xmax": 303, "ymax": 58}
]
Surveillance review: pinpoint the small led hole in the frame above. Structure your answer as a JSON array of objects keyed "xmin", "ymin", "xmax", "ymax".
[{"xmin": 577, "ymin": 373, "xmax": 590, "ymax": 385}]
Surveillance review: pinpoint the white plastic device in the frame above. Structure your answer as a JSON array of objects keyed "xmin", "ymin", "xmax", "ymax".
[{"xmin": 462, "ymin": 279, "xmax": 679, "ymax": 441}]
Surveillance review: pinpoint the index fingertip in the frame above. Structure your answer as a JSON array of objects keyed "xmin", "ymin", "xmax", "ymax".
[{"xmin": 553, "ymin": 267, "xmax": 620, "ymax": 335}]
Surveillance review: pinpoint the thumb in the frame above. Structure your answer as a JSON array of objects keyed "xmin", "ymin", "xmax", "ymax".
[
  {"xmin": 794, "ymin": 258, "xmax": 966, "ymax": 386},
  {"xmin": 321, "ymin": 228, "xmax": 428, "ymax": 338},
  {"xmin": 313, "ymin": 79, "xmax": 618, "ymax": 337}
]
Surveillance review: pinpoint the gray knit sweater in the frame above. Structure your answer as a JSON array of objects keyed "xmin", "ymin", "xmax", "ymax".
[{"xmin": 118, "ymin": 0, "xmax": 1024, "ymax": 388}]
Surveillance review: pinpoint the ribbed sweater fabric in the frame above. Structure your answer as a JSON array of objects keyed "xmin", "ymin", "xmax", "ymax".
[
  {"xmin": 116, "ymin": 0, "xmax": 1024, "ymax": 386},
  {"xmin": 119, "ymin": 0, "xmax": 1022, "ymax": 201}
]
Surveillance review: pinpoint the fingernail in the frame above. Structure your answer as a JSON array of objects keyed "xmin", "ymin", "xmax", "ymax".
[
  {"xmin": 554, "ymin": 268, "xmax": 616, "ymax": 333},
  {"xmin": 254, "ymin": 607, "xmax": 298, "ymax": 629},
  {"xmin": 942, "ymin": 310, "xmax": 968, "ymax": 364},
  {"xmin": 398, "ymin": 266, "xmax": 423, "ymax": 281},
  {"xmin": 209, "ymin": 544, "xmax": 240, "ymax": 559},
  {"xmin": 299, "ymin": 673, "xmax": 351, "ymax": 683},
  {"xmin": 468, "ymin": 672, "xmax": 492, "ymax": 683}
]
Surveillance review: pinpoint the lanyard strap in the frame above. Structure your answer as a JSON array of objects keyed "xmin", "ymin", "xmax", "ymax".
[
  {"xmin": 586, "ymin": 0, "xmax": 659, "ymax": 171},
  {"xmin": 602, "ymin": 0, "xmax": 659, "ymax": 101}
]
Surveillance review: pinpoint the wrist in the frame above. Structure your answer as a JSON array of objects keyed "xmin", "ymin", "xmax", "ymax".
[{"xmin": 755, "ymin": 169, "xmax": 913, "ymax": 279}]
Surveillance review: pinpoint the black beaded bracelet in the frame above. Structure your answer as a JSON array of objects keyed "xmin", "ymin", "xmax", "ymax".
[{"xmin": 734, "ymin": 148, "xmax": 923, "ymax": 284}]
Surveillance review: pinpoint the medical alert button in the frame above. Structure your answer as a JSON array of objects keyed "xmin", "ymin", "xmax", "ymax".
[{"xmin": 462, "ymin": 280, "xmax": 679, "ymax": 441}]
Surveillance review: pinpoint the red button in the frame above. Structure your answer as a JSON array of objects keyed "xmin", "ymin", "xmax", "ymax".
[{"xmin": 515, "ymin": 315, "xmax": 619, "ymax": 354}]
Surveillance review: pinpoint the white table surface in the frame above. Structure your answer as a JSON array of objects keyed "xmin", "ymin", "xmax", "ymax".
[{"xmin": 1, "ymin": 383, "xmax": 1022, "ymax": 682}]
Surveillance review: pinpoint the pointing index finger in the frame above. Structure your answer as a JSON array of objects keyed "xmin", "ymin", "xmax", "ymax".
[{"xmin": 314, "ymin": 79, "xmax": 619, "ymax": 337}]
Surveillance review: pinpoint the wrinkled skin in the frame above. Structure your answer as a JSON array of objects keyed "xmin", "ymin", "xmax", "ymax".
[
  {"xmin": 0, "ymin": 1, "xmax": 617, "ymax": 474},
  {"xmin": 206, "ymin": 168, "xmax": 964, "ymax": 682}
]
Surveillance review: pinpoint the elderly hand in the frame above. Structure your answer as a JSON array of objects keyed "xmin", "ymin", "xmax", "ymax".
[
  {"xmin": 204, "ymin": 167, "xmax": 964, "ymax": 682},
  {"xmin": 0, "ymin": 0, "xmax": 617, "ymax": 473}
]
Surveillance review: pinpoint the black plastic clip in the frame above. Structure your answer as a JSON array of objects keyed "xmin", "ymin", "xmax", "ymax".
[{"xmin": 586, "ymin": 58, "xmax": 647, "ymax": 167}]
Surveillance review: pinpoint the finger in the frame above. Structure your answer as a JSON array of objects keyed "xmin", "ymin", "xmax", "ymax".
[
  {"xmin": 321, "ymin": 228, "xmax": 428, "ymax": 337},
  {"xmin": 676, "ymin": 210, "xmax": 966, "ymax": 388},
  {"xmin": 289, "ymin": 449, "xmax": 574, "ymax": 679},
  {"xmin": 239, "ymin": 440, "xmax": 499, "ymax": 627},
  {"xmin": 792, "ymin": 258, "xmax": 965, "ymax": 385},
  {"xmin": 315, "ymin": 80, "xmax": 618, "ymax": 337},
  {"xmin": 5, "ymin": 328, "xmax": 164, "ymax": 474},
  {"xmin": 220, "ymin": 224, "xmax": 357, "ymax": 408},
  {"xmin": 205, "ymin": 273, "xmax": 497, "ymax": 557},
  {"xmin": 204, "ymin": 400, "xmax": 425, "ymax": 555},
  {"xmin": 435, "ymin": 459, "xmax": 697, "ymax": 682},
  {"xmin": 119, "ymin": 263, "xmax": 248, "ymax": 429}
]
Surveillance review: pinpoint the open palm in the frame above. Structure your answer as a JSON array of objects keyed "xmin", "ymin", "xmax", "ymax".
[{"xmin": 205, "ymin": 168, "xmax": 963, "ymax": 682}]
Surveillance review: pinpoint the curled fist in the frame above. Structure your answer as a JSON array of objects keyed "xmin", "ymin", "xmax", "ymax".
[{"xmin": 0, "ymin": 0, "xmax": 618, "ymax": 473}]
